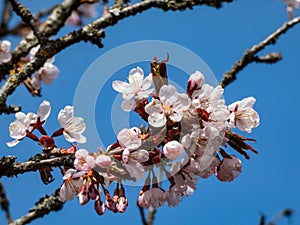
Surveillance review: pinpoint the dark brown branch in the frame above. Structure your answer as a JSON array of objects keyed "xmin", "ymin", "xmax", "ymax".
[
  {"xmin": 0, "ymin": 181, "xmax": 12, "ymax": 223},
  {"xmin": 8, "ymin": 0, "xmax": 44, "ymax": 43},
  {"xmin": 0, "ymin": 0, "xmax": 12, "ymax": 30},
  {"xmin": 8, "ymin": 189, "xmax": 64, "ymax": 225},
  {"xmin": 220, "ymin": 16, "xmax": 300, "ymax": 88},
  {"xmin": 0, "ymin": 149, "xmax": 74, "ymax": 178}
]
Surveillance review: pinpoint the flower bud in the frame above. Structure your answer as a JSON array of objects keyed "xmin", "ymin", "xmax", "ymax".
[
  {"xmin": 94, "ymin": 196, "xmax": 106, "ymax": 215},
  {"xmin": 216, "ymin": 155, "xmax": 242, "ymax": 182},
  {"xmin": 163, "ymin": 141, "xmax": 184, "ymax": 160}
]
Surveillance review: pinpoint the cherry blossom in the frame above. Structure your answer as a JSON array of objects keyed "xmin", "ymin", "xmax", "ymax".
[
  {"xmin": 74, "ymin": 149, "xmax": 95, "ymax": 171},
  {"xmin": 28, "ymin": 45, "xmax": 59, "ymax": 90},
  {"xmin": 7, "ymin": 100, "xmax": 51, "ymax": 147},
  {"xmin": 117, "ymin": 127, "xmax": 141, "ymax": 150},
  {"xmin": 58, "ymin": 105, "xmax": 87, "ymax": 143},
  {"xmin": 145, "ymin": 84, "xmax": 191, "ymax": 127},
  {"xmin": 283, "ymin": 0, "xmax": 300, "ymax": 19},
  {"xmin": 228, "ymin": 97, "xmax": 260, "ymax": 133},
  {"xmin": 112, "ymin": 67, "xmax": 153, "ymax": 111},
  {"xmin": 163, "ymin": 140, "xmax": 184, "ymax": 160},
  {"xmin": 60, "ymin": 169, "xmax": 84, "ymax": 201},
  {"xmin": 0, "ymin": 40, "xmax": 12, "ymax": 63},
  {"xmin": 95, "ymin": 154, "xmax": 112, "ymax": 168},
  {"xmin": 31, "ymin": 59, "xmax": 59, "ymax": 90},
  {"xmin": 138, "ymin": 188, "xmax": 165, "ymax": 209},
  {"xmin": 215, "ymin": 155, "xmax": 242, "ymax": 182}
]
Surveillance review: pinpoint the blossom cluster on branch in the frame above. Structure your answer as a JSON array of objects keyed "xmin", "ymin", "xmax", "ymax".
[{"xmin": 7, "ymin": 57, "xmax": 260, "ymax": 215}]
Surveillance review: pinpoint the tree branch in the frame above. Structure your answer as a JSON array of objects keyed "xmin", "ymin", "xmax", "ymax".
[
  {"xmin": 8, "ymin": 0, "xmax": 44, "ymax": 44},
  {"xmin": 0, "ymin": 181, "xmax": 12, "ymax": 223},
  {"xmin": 8, "ymin": 189, "xmax": 64, "ymax": 225},
  {"xmin": 0, "ymin": 148, "xmax": 74, "ymax": 178},
  {"xmin": 220, "ymin": 16, "xmax": 300, "ymax": 88}
]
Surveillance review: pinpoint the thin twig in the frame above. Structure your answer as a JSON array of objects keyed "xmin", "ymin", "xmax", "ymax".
[
  {"xmin": 0, "ymin": 181, "xmax": 13, "ymax": 223},
  {"xmin": 220, "ymin": 16, "xmax": 300, "ymax": 88},
  {"xmin": 147, "ymin": 206, "xmax": 156, "ymax": 225},
  {"xmin": 266, "ymin": 208, "xmax": 293, "ymax": 225},
  {"xmin": 0, "ymin": 0, "xmax": 12, "ymax": 30},
  {"xmin": 138, "ymin": 204, "xmax": 148, "ymax": 225},
  {"xmin": 8, "ymin": 189, "xmax": 64, "ymax": 225}
]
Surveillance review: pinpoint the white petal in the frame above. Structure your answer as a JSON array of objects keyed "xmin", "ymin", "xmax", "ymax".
[
  {"xmin": 37, "ymin": 100, "xmax": 51, "ymax": 121},
  {"xmin": 58, "ymin": 106, "xmax": 74, "ymax": 127},
  {"xmin": 141, "ymin": 74, "xmax": 153, "ymax": 90},
  {"xmin": 112, "ymin": 80, "xmax": 131, "ymax": 93},
  {"xmin": 40, "ymin": 63, "xmax": 59, "ymax": 84},
  {"xmin": 124, "ymin": 162, "xmax": 144, "ymax": 179},
  {"xmin": 121, "ymin": 100, "xmax": 136, "ymax": 112},
  {"xmin": 148, "ymin": 113, "xmax": 166, "ymax": 127},
  {"xmin": 159, "ymin": 85, "xmax": 177, "ymax": 102},
  {"xmin": 65, "ymin": 117, "xmax": 86, "ymax": 133},
  {"xmin": 169, "ymin": 111, "xmax": 183, "ymax": 122},
  {"xmin": 6, "ymin": 139, "xmax": 21, "ymax": 147}
]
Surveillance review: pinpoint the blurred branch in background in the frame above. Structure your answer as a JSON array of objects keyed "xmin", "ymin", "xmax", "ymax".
[
  {"xmin": 259, "ymin": 208, "xmax": 293, "ymax": 225},
  {"xmin": 0, "ymin": 181, "xmax": 12, "ymax": 224},
  {"xmin": 220, "ymin": 15, "xmax": 300, "ymax": 88}
]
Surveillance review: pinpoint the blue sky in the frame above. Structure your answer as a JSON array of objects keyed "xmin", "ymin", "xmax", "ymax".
[{"xmin": 1, "ymin": 0, "xmax": 300, "ymax": 225}]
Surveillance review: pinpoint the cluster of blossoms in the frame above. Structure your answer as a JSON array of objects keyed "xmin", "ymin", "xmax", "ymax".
[
  {"xmin": 7, "ymin": 100, "xmax": 86, "ymax": 149},
  {"xmin": 7, "ymin": 58, "xmax": 260, "ymax": 215},
  {"xmin": 1, "ymin": 40, "xmax": 59, "ymax": 95},
  {"xmin": 282, "ymin": 0, "xmax": 300, "ymax": 19}
]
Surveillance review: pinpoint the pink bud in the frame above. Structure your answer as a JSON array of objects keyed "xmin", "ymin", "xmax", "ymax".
[
  {"xmin": 163, "ymin": 141, "xmax": 184, "ymax": 160},
  {"xmin": 88, "ymin": 180, "xmax": 99, "ymax": 200},
  {"xmin": 187, "ymin": 71, "xmax": 204, "ymax": 96},
  {"xmin": 94, "ymin": 196, "xmax": 106, "ymax": 215},
  {"xmin": 78, "ymin": 185, "xmax": 89, "ymax": 205},
  {"xmin": 95, "ymin": 154, "xmax": 112, "ymax": 168},
  {"xmin": 116, "ymin": 197, "xmax": 128, "ymax": 213},
  {"xmin": 216, "ymin": 155, "xmax": 242, "ymax": 182}
]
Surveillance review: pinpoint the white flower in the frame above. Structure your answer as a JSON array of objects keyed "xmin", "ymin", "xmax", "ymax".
[
  {"xmin": 7, "ymin": 100, "xmax": 51, "ymax": 147},
  {"xmin": 58, "ymin": 106, "xmax": 86, "ymax": 143},
  {"xmin": 283, "ymin": 0, "xmax": 300, "ymax": 19},
  {"xmin": 192, "ymin": 84, "xmax": 225, "ymax": 111},
  {"xmin": 163, "ymin": 140, "xmax": 184, "ymax": 160},
  {"xmin": 95, "ymin": 154, "xmax": 112, "ymax": 168},
  {"xmin": 31, "ymin": 60, "xmax": 59, "ymax": 90},
  {"xmin": 60, "ymin": 169, "xmax": 84, "ymax": 201},
  {"xmin": 117, "ymin": 127, "xmax": 141, "ymax": 150},
  {"xmin": 112, "ymin": 67, "xmax": 153, "ymax": 111},
  {"xmin": 215, "ymin": 155, "xmax": 242, "ymax": 182},
  {"xmin": 0, "ymin": 40, "xmax": 12, "ymax": 63},
  {"xmin": 228, "ymin": 97, "xmax": 260, "ymax": 133},
  {"xmin": 145, "ymin": 85, "xmax": 191, "ymax": 127},
  {"xmin": 29, "ymin": 45, "xmax": 59, "ymax": 90},
  {"xmin": 74, "ymin": 149, "xmax": 95, "ymax": 171}
]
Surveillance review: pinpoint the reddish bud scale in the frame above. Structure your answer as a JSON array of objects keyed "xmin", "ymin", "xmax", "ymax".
[{"xmin": 39, "ymin": 135, "xmax": 55, "ymax": 150}]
